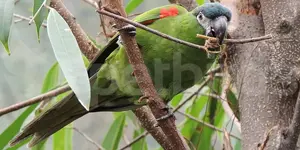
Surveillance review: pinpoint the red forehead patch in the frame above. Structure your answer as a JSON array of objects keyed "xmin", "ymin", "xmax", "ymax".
[{"xmin": 159, "ymin": 7, "xmax": 179, "ymax": 19}]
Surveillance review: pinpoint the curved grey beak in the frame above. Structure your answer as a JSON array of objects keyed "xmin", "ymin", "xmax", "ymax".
[{"xmin": 205, "ymin": 16, "xmax": 228, "ymax": 45}]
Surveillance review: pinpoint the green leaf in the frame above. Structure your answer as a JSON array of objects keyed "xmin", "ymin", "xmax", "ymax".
[
  {"xmin": 170, "ymin": 93, "xmax": 184, "ymax": 107},
  {"xmin": 125, "ymin": 0, "xmax": 143, "ymax": 14},
  {"xmin": 33, "ymin": 0, "xmax": 48, "ymax": 40},
  {"xmin": 208, "ymin": 77, "xmax": 222, "ymax": 124},
  {"xmin": 234, "ymin": 140, "xmax": 242, "ymax": 150},
  {"xmin": 53, "ymin": 124, "xmax": 73, "ymax": 150},
  {"xmin": 31, "ymin": 140, "xmax": 46, "ymax": 150},
  {"xmin": 126, "ymin": 111, "xmax": 138, "ymax": 127},
  {"xmin": 0, "ymin": 0, "xmax": 14, "ymax": 55},
  {"xmin": 47, "ymin": 8, "xmax": 91, "ymax": 110},
  {"xmin": 196, "ymin": 0, "xmax": 205, "ymax": 5},
  {"xmin": 0, "ymin": 104, "xmax": 38, "ymax": 150},
  {"xmin": 41, "ymin": 62, "xmax": 60, "ymax": 93},
  {"xmin": 190, "ymin": 125, "xmax": 213, "ymax": 150},
  {"xmin": 132, "ymin": 128, "xmax": 147, "ymax": 150},
  {"xmin": 102, "ymin": 113, "xmax": 126, "ymax": 150},
  {"xmin": 180, "ymin": 88, "xmax": 209, "ymax": 140},
  {"xmin": 227, "ymin": 89, "xmax": 239, "ymax": 120}
]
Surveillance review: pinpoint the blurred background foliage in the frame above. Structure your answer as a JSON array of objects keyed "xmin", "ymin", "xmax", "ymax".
[{"xmin": 0, "ymin": 0, "xmax": 241, "ymax": 149}]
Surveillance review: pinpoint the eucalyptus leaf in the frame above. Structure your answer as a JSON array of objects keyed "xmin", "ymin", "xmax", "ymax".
[
  {"xmin": 0, "ymin": 0, "xmax": 14, "ymax": 54},
  {"xmin": 125, "ymin": 0, "xmax": 143, "ymax": 14},
  {"xmin": 33, "ymin": 0, "xmax": 48, "ymax": 40},
  {"xmin": 132, "ymin": 129, "xmax": 148, "ymax": 150},
  {"xmin": 180, "ymin": 87, "xmax": 209, "ymax": 139},
  {"xmin": 47, "ymin": 8, "xmax": 91, "ymax": 110},
  {"xmin": 102, "ymin": 113, "xmax": 126, "ymax": 150},
  {"xmin": 53, "ymin": 124, "xmax": 73, "ymax": 150}
]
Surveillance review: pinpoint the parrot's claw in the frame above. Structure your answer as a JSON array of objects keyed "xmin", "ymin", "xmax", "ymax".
[
  {"xmin": 156, "ymin": 105, "xmax": 175, "ymax": 121},
  {"xmin": 138, "ymin": 95, "xmax": 149, "ymax": 103},
  {"xmin": 118, "ymin": 24, "xmax": 136, "ymax": 36}
]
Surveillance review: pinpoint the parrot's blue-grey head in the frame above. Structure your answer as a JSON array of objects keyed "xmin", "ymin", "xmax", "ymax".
[{"xmin": 193, "ymin": 3, "xmax": 232, "ymax": 44}]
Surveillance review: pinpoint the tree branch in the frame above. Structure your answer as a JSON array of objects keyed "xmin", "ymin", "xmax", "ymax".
[
  {"xmin": 50, "ymin": 0, "xmax": 99, "ymax": 61},
  {"xmin": 0, "ymin": 84, "xmax": 71, "ymax": 116},
  {"xmin": 132, "ymin": 107, "xmax": 170, "ymax": 149},
  {"xmin": 13, "ymin": 14, "xmax": 47, "ymax": 27},
  {"xmin": 119, "ymin": 131, "xmax": 149, "ymax": 150},
  {"xmin": 71, "ymin": 127, "xmax": 104, "ymax": 150},
  {"xmin": 196, "ymin": 34, "xmax": 272, "ymax": 44}
]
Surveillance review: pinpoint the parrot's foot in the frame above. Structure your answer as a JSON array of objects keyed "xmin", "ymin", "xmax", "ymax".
[
  {"xmin": 118, "ymin": 24, "xmax": 136, "ymax": 36},
  {"xmin": 205, "ymin": 38, "xmax": 220, "ymax": 49},
  {"xmin": 156, "ymin": 105, "xmax": 175, "ymax": 121},
  {"xmin": 131, "ymin": 71, "xmax": 135, "ymax": 76},
  {"xmin": 138, "ymin": 95, "xmax": 150, "ymax": 103}
]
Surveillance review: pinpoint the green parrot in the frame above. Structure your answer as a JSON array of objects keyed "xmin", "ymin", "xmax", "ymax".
[{"xmin": 10, "ymin": 3, "xmax": 231, "ymax": 147}]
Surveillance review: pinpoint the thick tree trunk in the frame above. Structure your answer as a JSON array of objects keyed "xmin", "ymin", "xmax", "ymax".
[{"xmin": 228, "ymin": 0, "xmax": 300, "ymax": 149}]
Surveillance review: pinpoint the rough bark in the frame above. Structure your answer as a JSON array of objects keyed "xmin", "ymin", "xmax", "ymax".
[{"xmin": 227, "ymin": 0, "xmax": 300, "ymax": 149}]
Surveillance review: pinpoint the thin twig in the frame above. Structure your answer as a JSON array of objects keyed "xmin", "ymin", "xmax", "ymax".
[
  {"xmin": 14, "ymin": 18, "xmax": 23, "ymax": 23},
  {"xmin": 119, "ymin": 132, "xmax": 149, "ymax": 150},
  {"xmin": 97, "ymin": 9, "xmax": 208, "ymax": 52},
  {"xmin": 258, "ymin": 125, "xmax": 278, "ymax": 150},
  {"xmin": 223, "ymin": 129, "xmax": 233, "ymax": 150},
  {"xmin": 122, "ymin": 134, "xmax": 130, "ymax": 145},
  {"xmin": 206, "ymin": 66, "xmax": 221, "ymax": 75},
  {"xmin": 71, "ymin": 127, "xmax": 104, "ymax": 150},
  {"xmin": 97, "ymin": 1, "xmax": 110, "ymax": 41},
  {"xmin": 173, "ymin": 77, "xmax": 211, "ymax": 113},
  {"xmin": 197, "ymin": 34, "xmax": 272, "ymax": 44},
  {"xmin": 29, "ymin": 0, "xmax": 47, "ymax": 25},
  {"xmin": 0, "ymin": 84, "xmax": 71, "ymax": 116},
  {"xmin": 176, "ymin": 110, "xmax": 241, "ymax": 140},
  {"xmin": 13, "ymin": 14, "xmax": 47, "ymax": 27}
]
